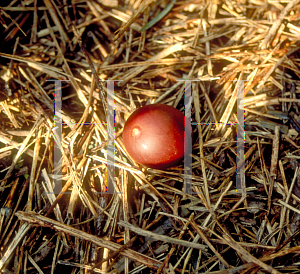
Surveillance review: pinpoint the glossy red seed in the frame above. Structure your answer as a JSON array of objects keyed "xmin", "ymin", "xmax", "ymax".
[{"xmin": 122, "ymin": 104, "xmax": 185, "ymax": 170}]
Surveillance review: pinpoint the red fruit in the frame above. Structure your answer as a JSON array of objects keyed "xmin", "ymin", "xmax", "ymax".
[{"xmin": 122, "ymin": 104, "xmax": 185, "ymax": 170}]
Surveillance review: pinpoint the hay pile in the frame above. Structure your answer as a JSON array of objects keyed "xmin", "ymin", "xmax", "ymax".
[{"xmin": 0, "ymin": 0, "xmax": 300, "ymax": 273}]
